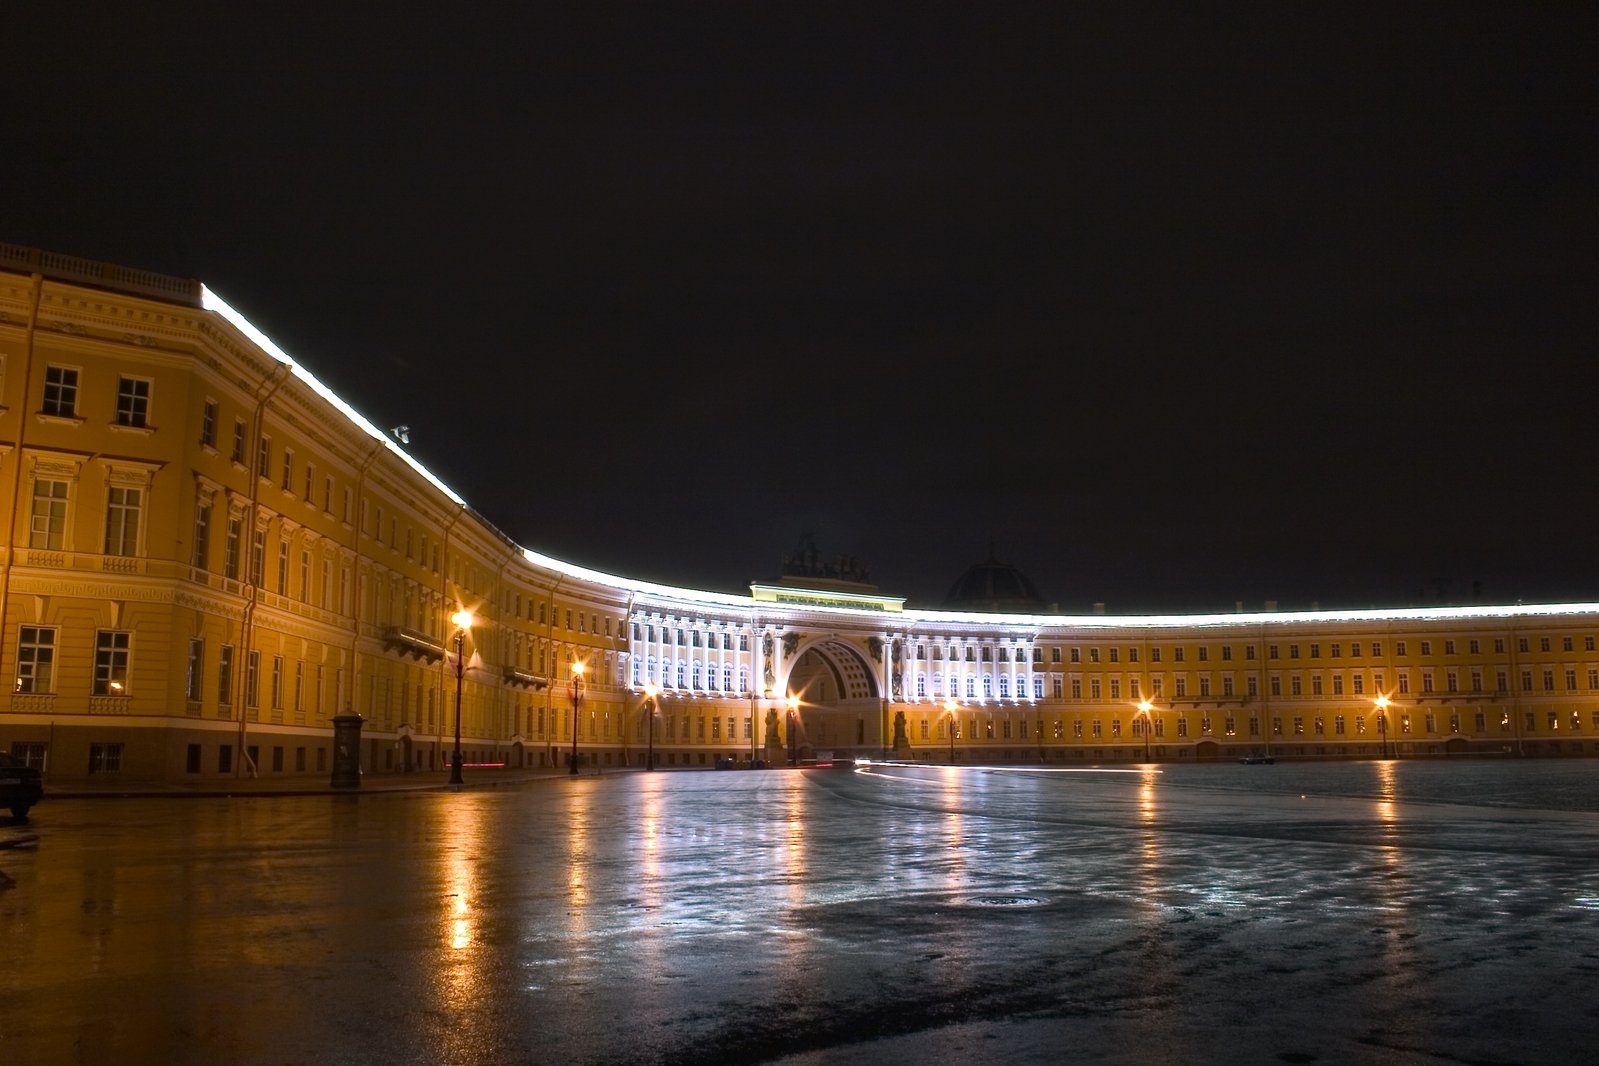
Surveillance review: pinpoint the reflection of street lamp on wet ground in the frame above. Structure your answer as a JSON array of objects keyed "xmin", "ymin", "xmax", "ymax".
[
  {"xmin": 449, "ymin": 609, "xmax": 473, "ymax": 785},
  {"xmin": 569, "ymin": 661, "xmax": 586, "ymax": 775},
  {"xmin": 943, "ymin": 698, "xmax": 960, "ymax": 764}
]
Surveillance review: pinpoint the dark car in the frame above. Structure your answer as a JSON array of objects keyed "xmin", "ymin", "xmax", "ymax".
[{"xmin": 0, "ymin": 753, "xmax": 43, "ymax": 820}]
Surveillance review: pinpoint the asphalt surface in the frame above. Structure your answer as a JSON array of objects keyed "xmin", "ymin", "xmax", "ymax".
[{"xmin": 2, "ymin": 760, "xmax": 1596, "ymax": 1065}]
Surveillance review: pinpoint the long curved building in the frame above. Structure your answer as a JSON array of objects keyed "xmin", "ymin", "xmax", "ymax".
[{"xmin": 3, "ymin": 244, "xmax": 1597, "ymax": 785}]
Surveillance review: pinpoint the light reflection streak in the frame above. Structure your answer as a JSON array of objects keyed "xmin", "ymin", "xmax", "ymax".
[{"xmin": 433, "ymin": 796, "xmax": 491, "ymax": 1063}]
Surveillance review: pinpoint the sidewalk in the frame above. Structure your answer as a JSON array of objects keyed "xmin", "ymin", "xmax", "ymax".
[{"xmin": 43, "ymin": 763, "xmax": 617, "ymax": 800}]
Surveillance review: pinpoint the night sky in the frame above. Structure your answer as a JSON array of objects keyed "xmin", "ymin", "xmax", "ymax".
[{"xmin": 10, "ymin": 3, "xmax": 1596, "ymax": 612}]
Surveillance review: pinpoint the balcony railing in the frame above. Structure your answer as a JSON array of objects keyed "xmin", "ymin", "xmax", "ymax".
[{"xmin": 383, "ymin": 626, "xmax": 445, "ymax": 663}]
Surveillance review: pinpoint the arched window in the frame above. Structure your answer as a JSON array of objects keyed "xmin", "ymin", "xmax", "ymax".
[
  {"xmin": 983, "ymin": 674, "xmax": 994, "ymax": 698},
  {"xmin": 916, "ymin": 674, "xmax": 926, "ymax": 697},
  {"xmin": 676, "ymin": 662, "xmax": 686, "ymax": 688},
  {"xmin": 965, "ymin": 676, "xmax": 976, "ymax": 698},
  {"xmin": 692, "ymin": 662, "xmax": 703, "ymax": 689},
  {"xmin": 723, "ymin": 665, "xmax": 733, "ymax": 691},
  {"xmin": 998, "ymin": 675, "xmax": 1010, "ymax": 698},
  {"xmin": 707, "ymin": 665, "xmax": 718, "ymax": 691},
  {"xmin": 739, "ymin": 666, "xmax": 749, "ymax": 693}
]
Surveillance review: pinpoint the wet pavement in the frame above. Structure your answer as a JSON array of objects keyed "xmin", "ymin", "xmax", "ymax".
[{"xmin": 2, "ymin": 759, "xmax": 1597, "ymax": 1065}]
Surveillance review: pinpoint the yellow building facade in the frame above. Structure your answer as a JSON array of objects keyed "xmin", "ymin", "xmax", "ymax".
[{"xmin": 2, "ymin": 244, "xmax": 1596, "ymax": 785}]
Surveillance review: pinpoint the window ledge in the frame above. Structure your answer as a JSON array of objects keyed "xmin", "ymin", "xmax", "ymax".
[
  {"xmin": 36, "ymin": 412, "xmax": 84, "ymax": 427},
  {"xmin": 109, "ymin": 422, "xmax": 155, "ymax": 436}
]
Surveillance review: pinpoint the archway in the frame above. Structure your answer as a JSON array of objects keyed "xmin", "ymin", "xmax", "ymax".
[
  {"xmin": 1194, "ymin": 740, "xmax": 1221, "ymax": 760},
  {"xmin": 782, "ymin": 638, "xmax": 881, "ymax": 761}
]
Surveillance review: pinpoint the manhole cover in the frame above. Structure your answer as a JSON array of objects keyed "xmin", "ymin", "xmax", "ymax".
[{"xmin": 966, "ymin": 895, "xmax": 1044, "ymax": 908}]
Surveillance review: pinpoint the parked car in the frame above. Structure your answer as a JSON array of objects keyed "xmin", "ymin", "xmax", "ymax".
[{"xmin": 0, "ymin": 753, "xmax": 43, "ymax": 820}]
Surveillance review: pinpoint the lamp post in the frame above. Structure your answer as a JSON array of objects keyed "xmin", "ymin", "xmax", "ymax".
[
  {"xmin": 1138, "ymin": 699, "xmax": 1154, "ymax": 762},
  {"xmin": 786, "ymin": 692, "xmax": 800, "ymax": 766},
  {"xmin": 1374, "ymin": 695, "xmax": 1391, "ymax": 759},
  {"xmin": 569, "ymin": 661, "xmax": 586, "ymax": 775},
  {"xmin": 448, "ymin": 609, "xmax": 473, "ymax": 785},
  {"xmin": 943, "ymin": 698, "xmax": 959, "ymax": 764},
  {"xmin": 643, "ymin": 683, "xmax": 659, "ymax": 772}
]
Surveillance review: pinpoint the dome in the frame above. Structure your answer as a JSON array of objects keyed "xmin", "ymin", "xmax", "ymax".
[{"xmin": 942, "ymin": 554, "xmax": 1048, "ymax": 613}]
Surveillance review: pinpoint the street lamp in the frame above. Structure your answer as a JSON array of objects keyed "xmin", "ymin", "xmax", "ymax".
[
  {"xmin": 449, "ymin": 609, "xmax": 473, "ymax": 785},
  {"xmin": 643, "ymin": 683, "xmax": 659, "ymax": 771},
  {"xmin": 569, "ymin": 660, "xmax": 586, "ymax": 775},
  {"xmin": 1374, "ymin": 695, "xmax": 1391, "ymax": 759},
  {"xmin": 943, "ymin": 698, "xmax": 959, "ymax": 764},
  {"xmin": 1138, "ymin": 699, "xmax": 1154, "ymax": 762},
  {"xmin": 786, "ymin": 692, "xmax": 800, "ymax": 766}
]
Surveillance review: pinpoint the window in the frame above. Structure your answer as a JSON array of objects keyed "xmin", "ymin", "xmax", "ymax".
[
  {"xmin": 304, "ymin": 463, "xmax": 315, "ymax": 501},
  {"xmin": 15, "ymin": 626, "xmax": 57, "ymax": 693},
  {"xmin": 271, "ymin": 656, "xmax": 284, "ymax": 709},
  {"xmin": 246, "ymin": 651, "xmax": 260, "ymax": 708},
  {"xmin": 94, "ymin": 630, "xmax": 131, "ymax": 695},
  {"xmin": 186, "ymin": 638, "xmax": 204, "ymax": 701},
  {"xmin": 116, "ymin": 377, "xmax": 151, "ymax": 427},
  {"xmin": 224, "ymin": 517, "xmax": 242, "ymax": 579},
  {"xmin": 104, "ymin": 486, "xmax": 142, "ymax": 556},
  {"xmin": 251, "ymin": 529, "xmax": 266, "ymax": 587},
  {"xmin": 192, "ymin": 498, "xmax": 211, "ymax": 569},
  {"xmin": 201, "ymin": 400, "xmax": 218, "ymax": 447},
  {"xmin": 231, "ymin": 419, "xmax": 247, "ymax": 464},
  {"xmin": 258, "ymin": 436, "xmax": 272, "ymax": 479},
  {"xmin": 218, "ymin": 645, "xmax": 235, "ymax": 706},
  {"xmin": 281, "ymin": 449, "xmax": 294, "ymax": 491},
  {"xmin": 89, "ymin": 743, "xmax": 124, "ymax": 773},
  {"xmin": 30, "ymin": 478, "xmax": 68, "ymax": 549},
  {"xmin": 43, "ymin": 365, "xmax": 79, "ymax": 417}
]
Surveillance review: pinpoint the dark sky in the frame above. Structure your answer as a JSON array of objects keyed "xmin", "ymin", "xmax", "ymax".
[{"xmin": 10, "ymin": 3, "xmax": 1597, "ymax": 611}]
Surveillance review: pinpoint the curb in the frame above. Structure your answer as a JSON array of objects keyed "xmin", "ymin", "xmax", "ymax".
[{"xmin": 41, "ymin": 770, "xmax": 622, "ymax": 801}]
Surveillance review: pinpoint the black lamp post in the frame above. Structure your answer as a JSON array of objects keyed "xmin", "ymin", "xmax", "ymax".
[
  {"xmin": 569, "ymin": 661, "xmax": 586, "ymax": 775},
  {"xmin": 449, "ymin": 610, "xmax": 472, "ymax": 785},
  {"xmin": 1138, "ymin": 699, "xmax": 1154, "ymax": 762},
  {"xmin": 786, "ymin": 693, "xmax": 799, "ymax": 766},
  {"xmin": 1375, "ymin": 695, "xmax": 1391, "ymax": 759},
  {"xmin": 643, "ymin": 683, "xmax": 659, "ymax": 771},
  {"xmin": 943, "ymin": 698, "xmax": 959, "ymax": 764}
]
